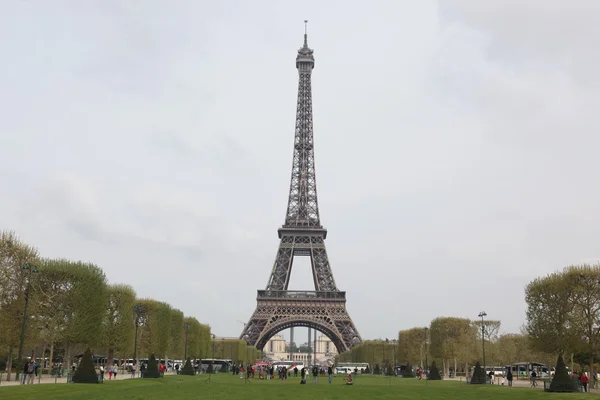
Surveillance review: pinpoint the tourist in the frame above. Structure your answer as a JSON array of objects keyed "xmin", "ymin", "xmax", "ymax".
[
  {"xmin": 345, "ymin": 372, "xmax": 353, "ymax": 385},
  {"xmin": 530, "ymin": 370, "xmax": 537, "ymax": 388},
  {"xmin": 26, "ymin": 360, "xmax": 36, "ymax": 384},
  {"xmin": 21, "ymin": 362, "xmax": 28, "ymax": 385},
  {"xmin": 312, "ymin": 365, "xmax": 319, "ymax": 384},
  {"xmin": 507, "ymin": 370, "xmax": 513, "ymax": 387},
  {"xmin": 328, "ymin": 366, "xmax": 333, "ymax": 384},
  {"xmin": 581, "ymin": 371, "xmax": 589, "ymax": 392}
]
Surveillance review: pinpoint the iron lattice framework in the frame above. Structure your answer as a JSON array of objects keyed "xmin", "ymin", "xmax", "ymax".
[{"xmin": 240, "ymin": 29, "xmax": 362, "ymax": 354}]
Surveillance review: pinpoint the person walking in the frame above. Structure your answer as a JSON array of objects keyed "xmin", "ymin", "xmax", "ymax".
[
  {"xmin": 21, "ymin": 362, "xmax": 28, "ymax": 385},
  {"xmin": 507, "ymin": 370, "xmax": 513, "ymax": 387},
  {"xmin": 581, "ymin": 372, "xmax": 589, "ymax": 392},
  {"xmin": 530, "ymin": 370, "xmax": 537, "ymax": 388},
  {"xmin": 327, "ymin": 366, "xmax": 333, "ymax": 384},
  {"xmin": 312, "ymin": 365, "xmax": 318, "ymax": 384},
  {"xmin": 26, "ymin": 360, "xmax": 36, "ymax": 384}
]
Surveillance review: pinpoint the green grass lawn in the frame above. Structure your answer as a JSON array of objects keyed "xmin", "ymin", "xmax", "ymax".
[{"xmin": 0, "ymin": 373, "xmax": 591, "ymax": 399}]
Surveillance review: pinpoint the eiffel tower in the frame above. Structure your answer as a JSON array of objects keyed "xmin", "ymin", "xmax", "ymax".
[{"xmin": 240, "ymin": 24, "xmax": 362, "ymax": 353}]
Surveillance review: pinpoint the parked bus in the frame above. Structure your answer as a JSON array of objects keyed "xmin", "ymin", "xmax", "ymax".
[
  {"xmin": 271, "ymin": 361, "xmax": 305, "ymax": 370},
  {"xmin": 336, "ymin": 362, "xmax": 369, "ymax": 374},
  {"xmin": 200, "ymin": 359, "xmax": 232, "ymax": 372}
]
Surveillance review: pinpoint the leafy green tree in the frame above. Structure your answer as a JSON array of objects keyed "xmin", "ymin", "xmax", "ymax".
[
  {"xmin": 298, "ymin": 345, "xmax": 313, "ymax": 353},
  {"xmin": 184, "ymin": 317, "xmax": 211, "ymax": 359},
  {"xmin": 398, "ymin": 328, "xmax": 427, "ymax": 367},
  {"xmin": 143, "ymin": 354, "xmax": 161, "ymax": 378},
  {"xmin": 33, "ymin": 258, "xmax": 107, "ymax": 371},
  {"xmin": 565, "ymin": 264, "xmax": 600, "ymax": 376},
  {"xmin": 170, "ymin": 309, "xmax": 185, "ymax": 359},
  {"xmin": 101, "ymin": 284, "xmax": 136, "ymax": 366},
  {"xmin": 525, "ymin": 272, "xmax": 580, "ymax": 358},
  {"xmin": 0, "ymin": 231, "xmax": 39, "ymax": 380},
  {"xmin": 136, "ymin": 299, "xmax": 172, "ymax": 358},
  {"xmin": 430, "ymin": 317, "xmax": 475, "ymax": 376},
  {"xmin": 428, "ymin": 360, "xmax": 441, "ymax": 380}
]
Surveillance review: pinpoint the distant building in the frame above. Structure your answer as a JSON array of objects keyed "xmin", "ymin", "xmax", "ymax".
[{"xmin": 264, "ymin": 334, "xmax": 337, "ymax": 365}]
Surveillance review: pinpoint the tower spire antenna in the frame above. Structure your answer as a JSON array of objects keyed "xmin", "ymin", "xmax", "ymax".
[{"xmin": 304, "ymin": 20, "xmax": 308, "ymax": 46}]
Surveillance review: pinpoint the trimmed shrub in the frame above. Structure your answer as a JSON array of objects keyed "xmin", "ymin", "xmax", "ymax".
[
  {"xmin": 207, "ymin": 362, "xmax": 214, "ymax": 374},
  {"xmin": 470, "ymin": 361, "xmax": 487, "ymax": 384},
  {"xmin": 143, "ymin": 354, "xmax": 161, "ymax": 378},
  {"xmin": 403, "ymin": 364, "xmax": 415, "ymax": 378},
  {"xmin": 374, "ymin": 364, "xmax": 381, "ymax": 375},
  {"xmin": 548, "ymin": 354, "xmax": 577, "ymax": 392},
  {"xmin": 385, "ymin": 363, "xmax": 394, "ymax": 376},
  {"xmin": 72, "ymin": 348, "xmax": 99, "ymax": 383},
  {"xmin": 428, "ymin": 361, "xmax": 441, "ymax": 380},
  {"xmin": 180, "ymin": 358, "xmax": 195, "ymax": 376}
]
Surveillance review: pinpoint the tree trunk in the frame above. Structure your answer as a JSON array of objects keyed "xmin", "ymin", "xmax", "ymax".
[
  {"xmin": 454, "ymin": 358, "xmax": 457, "ymax": 377},
  {"xmin": 48, "ymin": 342, "xmax": 54, "ymax": 371},
  {"xmin": 64, "ymin": 342, "xmax": 71, "ymax": 371},
  {"xmin": 107, "ymin": 347, "xmax": 115, "ymax": 367},
  {"xmin": 40, "ymin": 343, "xmax": 47, "ymax": 373},
  {"xmin": 590, "ymin": 343, "xmax": 593, "ymax": 380},
  {"xmin": 5, "ymin": 345, "xmax": 13, "ymax": 381}
]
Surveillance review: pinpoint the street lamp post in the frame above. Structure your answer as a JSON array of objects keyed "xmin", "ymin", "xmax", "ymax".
[
  {"xmin": 133, "ymin": 305, "xmax": 143, "ymax": 369},
  {"xmin": 183, "ymin": 323, "xmax": 190, "ymax": 361},
  {"xmin": 211, "ymin": 334, "xmax": 216, "ymax": 374},
  {"xmin": 16, "ymin": 264, "xmax": 39, "ymax": 381},
  {"xmin": 424, "ymin": 328, "xmax": 429, "ymax": 387},
  {"xmin": 478, "ymin": 311, "xmax": 487, "ymax": 374}
]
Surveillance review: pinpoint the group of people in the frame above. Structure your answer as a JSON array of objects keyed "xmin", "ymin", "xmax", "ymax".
[
  {"xmin": 20, "ymin": 359, "xmax": 40, "ymax": 384},
  {"xmin": 234, "ymin": 364, "xmax": 352, "ymax": 385}
]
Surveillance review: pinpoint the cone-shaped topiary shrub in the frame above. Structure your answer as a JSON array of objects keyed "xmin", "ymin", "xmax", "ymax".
[
  {"xmin": 470, "ymin": 361, "xmax": 487, "ymax": 384},
  {"xmin": 428, "ymin": 361, "xmax": 442, "ymax": 380},
  {"xmin": 180, "ymin": 358, "xmax": 195, "ymax": 376},
  {"xmin": 386, "ymin": 363, "xmax": 394, "ymax": 376},
  {"xmin": 207, "ymin": 362, "xmax": 214, "ymax": 374},
  {"xmin": 72, "ymin": 348, "xmax": 99, "ymax": 383},
  {"xmin": 548, "ymin": 354, "xmax": 577, "ymax": 392},
  {"xmin": 143, "ymin": 354, "xmax": 161, "ymax": 378},
  {"xmin": 403, "ymin": 364, "xmax": 415, "ymax": 378},
  {"xmin": 374, "ymin": 364, "xmax": 381, "ymax": 374}
]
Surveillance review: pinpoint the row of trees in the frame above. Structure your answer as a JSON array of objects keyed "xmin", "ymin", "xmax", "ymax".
[
  {"xmin": 0, "ymin": 231, "xmax": 259, "ymax": 381},
  {"xmin": 337, "ymin": 318, "xmax": 555, "ymax": 376},
  {"xmin": 212, "ymin": 339, "xmax": 262, "ymax": 365},
  {"xmin": 337, "ymin": 263, "xmax": 600, "ymax": 383},
  {"xmin": 336, "ymin": 340, "xmax": 397, "ymax": 368}
]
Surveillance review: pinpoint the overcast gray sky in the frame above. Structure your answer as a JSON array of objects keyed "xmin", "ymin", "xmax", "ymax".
[{"xmin": 1, "ymin": 0, "xmax": 599, "ymax": 345}]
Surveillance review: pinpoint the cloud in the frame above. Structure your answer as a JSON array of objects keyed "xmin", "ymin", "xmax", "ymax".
[{"xmin": 1, "ymin": 0, "xmax": 599, "ymax": 341}]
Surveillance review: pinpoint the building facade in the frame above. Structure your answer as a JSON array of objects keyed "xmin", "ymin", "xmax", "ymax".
[{"xmin": 264, "ymin": 334, "xmax": 338, "ymax": 365}]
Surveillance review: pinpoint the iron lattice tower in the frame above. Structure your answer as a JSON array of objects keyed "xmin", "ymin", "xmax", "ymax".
[{"xmin": 240, "ymin": 25, "xmax": 362, "ymax": 354}]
